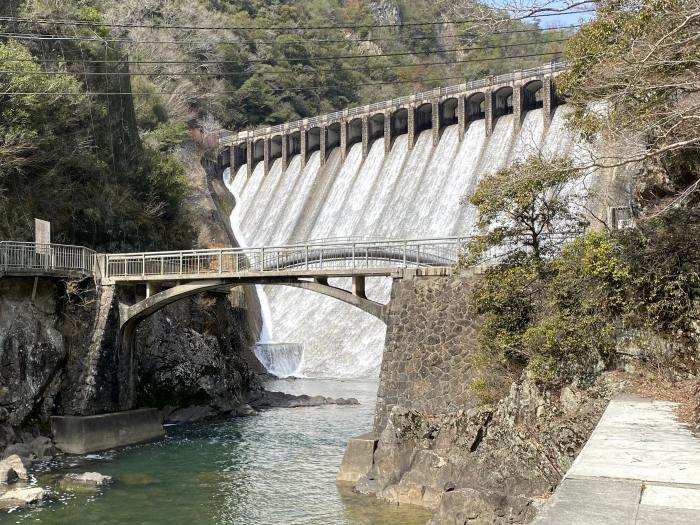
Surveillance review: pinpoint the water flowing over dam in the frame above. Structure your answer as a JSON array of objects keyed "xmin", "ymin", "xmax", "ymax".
[{"xmin": 224, "ymin": 104, "xmax": 594, "ymax": 378}]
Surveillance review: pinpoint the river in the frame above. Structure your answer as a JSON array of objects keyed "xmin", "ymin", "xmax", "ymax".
[{"xmin": 1, "ymin": 379, "xmax": 432, "ymax": 525}]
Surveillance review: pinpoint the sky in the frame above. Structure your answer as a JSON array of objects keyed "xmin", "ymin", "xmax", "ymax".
[{"xmin": 485, "ymin": 0, "xmax": 596, "ymax": 27}]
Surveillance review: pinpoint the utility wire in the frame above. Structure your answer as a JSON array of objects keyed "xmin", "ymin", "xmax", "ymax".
[
  {"xmin": 0, "ymin": 56, "xmax": 566, "ymax": 77},
  {"xmin": 0, "ymin": 39, "xmax": 567, "ymax": 65},
  {"xmin": 0, "ymin": 25, "xmax": 579, "ymax": 46},
  {"xmin": 0, "ymin": 9, "xmax": 595, "ymax": 31},
  {"xmin": 0, "ymin": 50, "xmax": 564, "ymax": 97},
  {"xmin": 0, "ymin": 40, "xmax": 567, "ymax": 77}
]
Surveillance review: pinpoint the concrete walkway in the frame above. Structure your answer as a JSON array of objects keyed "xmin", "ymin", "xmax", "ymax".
[{"xmin": 533, "ymin": 397, "xmax": 700, "ymax": 524}]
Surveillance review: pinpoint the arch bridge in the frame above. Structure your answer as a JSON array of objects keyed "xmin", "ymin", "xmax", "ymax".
[
  {"xmin": 1, "ymin": 236, "xmax": 467, "ymax": 347},
  {"xmin": 220, "ymin": 62, "xmax": 567, "ymax": 176}
]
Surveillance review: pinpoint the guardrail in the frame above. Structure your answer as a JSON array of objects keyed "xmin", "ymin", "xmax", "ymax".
[
  {"xmin": 0, "ymin": 241, "xmax": 95, "ymax": 277},
  {"xmin": 220, "ymin": 61, "xmax": 568, "ymax": 146},
  {"xmin": 104, "ymin": 237, "xmax": 470, "ymax": 279},
  {"xmin": 0, "ymin": 233, "xmax": 578, "ymax": 281}
]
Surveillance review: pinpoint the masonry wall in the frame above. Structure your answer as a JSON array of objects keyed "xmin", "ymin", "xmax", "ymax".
[{"xmin": 374, "ymin": 272, "xmax": 484, "ymax": 431}]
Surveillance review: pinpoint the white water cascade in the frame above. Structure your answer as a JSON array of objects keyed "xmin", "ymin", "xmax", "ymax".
[
  {"xmin": 253, "ymin": 343, "xmax": 304, "ymax": 378},
  {"xmin": 224, "ymin": 171, "xmax": 274, "ymax": 343},
  {"xmin": 224, "ymin": 107, "xmax": 597, "ymax": 378}
]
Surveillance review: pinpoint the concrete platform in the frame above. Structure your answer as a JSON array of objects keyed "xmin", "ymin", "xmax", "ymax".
[
  {"xmin": 533, "ymin": 398, "xmax": 700, "ymax": 524},
  {"xmin": 51, "ymin": 408, "xmax": 165, "ymax": 454},
  {"xmin": 337, "ymin": 432, "xmax": 378, "ymax": 483}
]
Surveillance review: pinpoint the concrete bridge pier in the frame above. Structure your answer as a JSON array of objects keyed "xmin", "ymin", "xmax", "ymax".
[
  {"xmin": 361, "ymin": 116, "xmax": 370, "ymax": 158},
  {"xmin": 384, "ymin": 110, "xmax": 392, "ymax": 153},
  {"xmin": 300, "ymin": 129, "xmax": 308, "ymax": 169},
  {"xmin": 281, "ymin": 132, "xmax": 289, "ymax": 172},
  {"xmin": 319, "ymin": 126, "xmax": 327, "ymax": 166},
  {"xmin": 407, "ymin": 107, "xmax": 416, "ymax": 150},
  {"xmin": 352, "ymin": 275, "xmax": 367, "ymax": 300},
  {"xmin": 485, "ymin": 90, "xmax": 496, "ymax": 136},
  {"xmin": 457, "ymin": 97, "xmax": 467, "ymax": 141},
  {"xmin": 246, "ymin": 139, "xmax": 253, "ymax": 177},
  {"xmin": 431, "ymin": 101, "xmax": 440, "ymax": 146},
  {"xmin": 263, "ymin": 137, "xmax": 271, "ymax": 176},
  {"xmin": 145, "ymin": 281, "xmax": 160, "ymax": 298},
  {"xmin": 513, "ymin": 85, "xmax": 524, "ymax": 131},
  {"xmin": 543, "ymin": 77, "xmax": 555, "ymax": 129},
  {"xmin": 340, "ymin": 121, "xmax": 348, "ymax": 161}
]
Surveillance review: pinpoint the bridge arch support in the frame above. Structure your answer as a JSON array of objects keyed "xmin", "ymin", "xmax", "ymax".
[{"xmin": 116, "ymin": 277, "xmax": 387, "ymax": 409}]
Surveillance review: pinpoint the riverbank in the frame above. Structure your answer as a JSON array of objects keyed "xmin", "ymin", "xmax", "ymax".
[{"xmin": 0, "ymin": 379, "xmax": 431, "ymax": 525}]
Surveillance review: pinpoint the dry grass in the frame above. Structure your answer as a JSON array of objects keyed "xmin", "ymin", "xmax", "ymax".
[{"xmin": 607, "ymin": 370, "xmax": 698, "ymax": 428}]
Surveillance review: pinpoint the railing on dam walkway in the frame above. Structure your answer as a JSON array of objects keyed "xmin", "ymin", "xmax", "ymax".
[
  {"xmin": 0, "ymin": 241, "xmax": 95, "ymax": 277},
  {"xmin": 103, "ymin": 237, "xmax": 469, "ymax": 279},
  {"xmin": 218, "ymin": 61, "xmax": 569, "ymax": 144}
]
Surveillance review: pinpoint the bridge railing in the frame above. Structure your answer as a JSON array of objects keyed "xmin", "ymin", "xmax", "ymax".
[
  {"xmin": 0, "ymin": 241, "xmax": 95, "ymax": 276},
  {"xmin": 104, "ymin": 237, "xmax": 471, "ymax": 279}
]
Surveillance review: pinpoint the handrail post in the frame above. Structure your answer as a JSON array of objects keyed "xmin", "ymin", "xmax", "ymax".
[
  {"xmin": 179, "ymin": 252, "xmax": 183, "ymax": 275},
  {"xmin": 352, "ymin": 243, "xmax": 355, "ymax": 269},
  {"xmin": 219, "ymin": 249, "xmax": 223, "ymax": 274},
  {"xmin": 142, "ymin": 253, "xmax": 145, "ymax": 278},
  {"xmin": 160, "ymin": 255, "xmax": 164, "ymax": 276},
  {"xmin": 305, "ymin": 245, "xmax": 309, "ymax": 270},
  {"xmin": 403, "ymin": 240, "xmax": 407, "ymax": 267},
  {"xmin": 261, "ymin": 247, "xmax": 264, "ymax": 272}
]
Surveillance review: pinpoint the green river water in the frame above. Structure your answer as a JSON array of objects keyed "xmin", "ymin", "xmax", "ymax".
[{"xmin": 0, "ymin": 379, "xmax": 432, "ymax": 525}]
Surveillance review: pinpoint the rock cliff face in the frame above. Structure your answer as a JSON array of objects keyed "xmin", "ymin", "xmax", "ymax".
[
  {"xmin": 0, "ymin": 278, "xmax": 66, "ymax": 427},
  {"xmin": 358, "ymin": 375, "xmax": 621, "ymax": 523},
  {"xmin": 136, "ymin": 289, "xmax": 261, "ymax": 412},
  {"xmin": 0, "ymin": 148, "xmax": 263, "ymax": 451},
  {"xmin": 355, "ymin": 272, "xmax": 624, "ymax": 523}
]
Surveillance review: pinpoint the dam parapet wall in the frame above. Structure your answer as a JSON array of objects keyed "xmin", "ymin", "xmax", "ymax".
[{"xmin": 219, "ymin": 62, "xmax": 566, "ymax": 175}]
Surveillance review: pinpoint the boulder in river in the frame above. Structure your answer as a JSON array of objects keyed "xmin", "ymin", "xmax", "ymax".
[
  {"xmin": 231, "ymin": 404, "xmax": 257, "ymax": 417},
  {"xmin": 249, "ymin": 390, "xmax": 360, "ymax": 409},
  {"xmin": 62, "ymin": 472, "xmax": 112, "ymax": 487},
  {"xmin": 165, "ymin": 405, "xmax": 216, "ymax": 424},
  {"xmin": 0, "ymin": 487, "xmax": 46, "ymax": 507},
  {"xmin": 0, "ymin": 455, "xmax": 27, "ymax": 484}
]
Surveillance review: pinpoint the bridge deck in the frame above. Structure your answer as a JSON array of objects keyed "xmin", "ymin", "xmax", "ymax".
[{"xmin": 1, "ymin": 237, "xmax": 472, "ymax": 284}]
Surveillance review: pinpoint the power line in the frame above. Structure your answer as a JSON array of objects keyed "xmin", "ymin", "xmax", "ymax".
[
  {"xmin": 0, "ymin": 39, "xmax": 567, "ymax": 66},
  {"xmin": 0, "ymin": 52, "xmax": 566, "ymax": 78},
  {"xmin": 0, "ymin": 51, "xmax": 564, "ymax": 97},
  {"xmin": 0, "ymin": 39, "xmax": 567, "ymax": 77},
  {"xmin": 0, "ymin": 9, "xmax": 595, "ymax": 32},
  {"xmin": 0, "ymin": 24, "xmax": 579, "ymax": 46}
]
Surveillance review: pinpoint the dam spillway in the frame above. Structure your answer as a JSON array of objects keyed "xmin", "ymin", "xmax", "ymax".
[{"xmin": 224, "ymin": 101, "xmax": 592, "ymax": 378}]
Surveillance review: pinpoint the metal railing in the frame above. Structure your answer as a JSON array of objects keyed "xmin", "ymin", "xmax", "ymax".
[
  {"xmin": 104, "ymin": 237, "xmax": 470, "ymax": 279},
  {"xmin": 0, "ymin": 233, "xmax": 580, "ymax": 281},
  {"xmin": 0, "ymin": 241, "xmax": 95, "ymax": 277},
  {"xmin": 221, "ymin": 61, "xmax": 568, "ymax": 146}
]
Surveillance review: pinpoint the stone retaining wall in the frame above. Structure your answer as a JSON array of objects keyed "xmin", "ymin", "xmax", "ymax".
[{"xmin": 374, "ymin": 272, "xmax": 484, "ymax": 431}]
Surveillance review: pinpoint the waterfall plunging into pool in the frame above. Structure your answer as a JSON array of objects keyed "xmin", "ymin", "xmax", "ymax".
[{"xmin": 225, "ymin": 107, "xmax": 591, "ymax": 378}]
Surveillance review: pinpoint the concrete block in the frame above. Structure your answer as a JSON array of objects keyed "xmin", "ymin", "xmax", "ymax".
[
  {"xmin": 51, "ymin": 408, "xmax": 165, "ymax": 454},
  {"xmin": 532, "ymin": 478, "xmax": 641, "ymax": 525},
  {"xmin": 336, "ymin": 432, "xmax": 377, "ymax": 483}
]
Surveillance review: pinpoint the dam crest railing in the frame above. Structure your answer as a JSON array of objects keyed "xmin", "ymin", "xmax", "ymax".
[{"xmin": 217, "ymin": 61, "xmax": 569, "ymax": 145}]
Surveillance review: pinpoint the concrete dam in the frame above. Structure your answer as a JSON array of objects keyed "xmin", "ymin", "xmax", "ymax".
[{"xmin": 221, "ymin": 63, "xmax": 598, "ymax": 378}]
